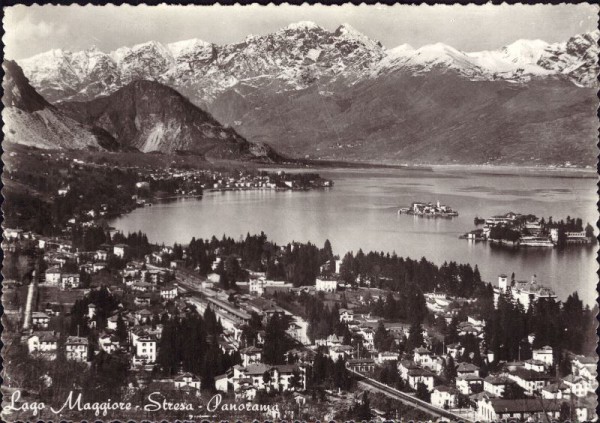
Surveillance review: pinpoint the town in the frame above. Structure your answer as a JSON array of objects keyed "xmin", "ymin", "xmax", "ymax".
[
  {"xmin": 461, "ymin": 212, "xmax": 595, "ymax": 248},
  {"xmin": 2, "ymin": 218, "xmax": 597, "ymax": 421},
  {"xmin": 3, "ymin": 145, "xmax": 333, "ymax": 238}
]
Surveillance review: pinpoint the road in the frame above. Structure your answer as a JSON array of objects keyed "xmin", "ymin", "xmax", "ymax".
[
  {"xmin": 22, "ymin": 268, "xmax": 38, "ymax": 331},
  {"xmin": 164, "ymin": 265, "xmax": 473, "ymax": 422},
  {"xmin": 348, "ymin": 369, "xmax": 473, "ymax": 423}
]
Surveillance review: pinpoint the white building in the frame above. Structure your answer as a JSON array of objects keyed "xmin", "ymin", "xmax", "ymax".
[
  {"xmin": 562, "ymin": 375, "xmax": 588, "ymax": 398},
  {"xmin": 134, "ymin": 334, "xmax": 158, "ymax": 365},
  {"xmin": 431, "ymin": 386, "xmax": 459, "ymax": 409},
  {"xmin": 407, "ymin": 368, "xmax": 435, "ymax": 391},
  {"xmin": 506, "ymin": 369, "xmax": 552, "ymax": 395},
  {"xmin": 532, "ymin": 345, "xmax": 553, "ymax": 367},
  {"xmin": 27, "ymin": 331, "xmax": 59, "ymax": 358},
  {"xmin": 240, "ymin": 346, "xmax": 262, "ymax": 367},
  {"xmin": 60, "ymin": 273, "xmax": 80, "ymax": 290},
  {"xmin": 339, "ymin": 308, "xmax": 354, "ymax": 323},
  {"xmin": 315, "ymin": 278, "xmax": 337, "ymax": 292},
  {"xmin": 113, "ymin": 244, "xmax": 128, "ymax": 259},
  {"xmin": 45, "ymin": 267, "xmax": 61, "ymax": 284},
  {"xmin": 413, "ymin": 347, "xmax": 434, "ymax": 368},
  {"xmin": 160, "ymin": 285, "xmax": 178, "ymax": 300},
  {"xmin": 174, "ymin": 372, "xmax": 201, "ymax": 390},
  {"xmin": 541, "ymin": 382, "xmax": 571, "ymax": 400},
  {"xmin": 66, "ymin": 336, "xmax": 88, "ymax": 362},
  {"xmin": 32, "ymin": 312, "xmax": 50, "ymax": 329},
  {"xmin": 523, "ymin": 359, "xmax": 545, "ymax": 373},
  {"xmin": 456, "ymin": 375, "xmax": 484, "ymax": 395},
  {"xmin": 477, "ymin": 397, "xmax": 560, "ymax": 422},
  {"xmin": 494, "ymin": 274, "xmax": 557, "ymax": 309},
  {"xmin": 99, "ymin": 334, "xmax": 121, "ymax": 354},
  {"xmin": 94, "ymin": 250, "xmax": 108, "ymax": 261},
  {"xmin": 483, "ymin": 376, "xmax": 511, "ymax": 397},
  {"xmin": 232, "ymin": 363, "xmax": 306, "ymax": 392}
]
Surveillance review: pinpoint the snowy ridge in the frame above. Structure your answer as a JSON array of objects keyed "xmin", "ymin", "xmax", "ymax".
[{"xmin": 18, "ymin": 23, "xmax": 599, "ymax": 106}]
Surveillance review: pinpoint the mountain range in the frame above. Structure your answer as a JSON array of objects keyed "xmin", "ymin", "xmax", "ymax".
[
  {"xmin": 15, "ymin": 22, "xmax": 600, "ymax": 165},
  {"xmin": 3, "ymin": 60, "xmax": 280, "ymax": 161}
]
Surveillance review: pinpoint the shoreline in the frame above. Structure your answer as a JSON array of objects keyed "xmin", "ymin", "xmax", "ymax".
[{"xmin": 265, "ymin": 158, "xmax": 595, "ymax": 178}]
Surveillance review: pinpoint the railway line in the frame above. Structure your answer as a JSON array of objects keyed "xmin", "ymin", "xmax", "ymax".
[{"xmin": 348, "ymin": 369, "xmax": 473, "ymax": 423}]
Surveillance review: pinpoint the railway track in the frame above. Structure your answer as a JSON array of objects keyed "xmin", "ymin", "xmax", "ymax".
[{"xmin": 348, "ymin": 369, "xmax": 473, "ymax": 423}]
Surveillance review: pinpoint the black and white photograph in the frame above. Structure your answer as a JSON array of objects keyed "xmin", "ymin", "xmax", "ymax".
[{"xmin": 1, "ymin": 3, "xmax": 598, "ymax": 422}]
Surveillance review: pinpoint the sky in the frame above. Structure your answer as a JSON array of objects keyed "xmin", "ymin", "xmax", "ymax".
[{"xmin": 3, "ymin": 4, "xmax": 598, "ymax": 60}]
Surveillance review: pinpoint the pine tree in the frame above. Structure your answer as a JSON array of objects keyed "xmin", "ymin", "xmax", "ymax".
[
  {"xmin": 443, "ymin": 356, "xmax": 457, "ymax": 384},
  {"xmin": 354, "ymin": 391, "xmax": 372, "ymax": 421},
  {"xmin": 415, "ymin": 382, "xmax": 431, "ymax": 402},
  {"xmin": 406, "ymin": 322, "xmax": 425, "ymax": 352},
  {"xmin": 116, "ymin": 315, "xmax": 127, "ymax": 343},
  {"xmin": 263, "ymin": 314, "xmax": 288, "ymax": 364}
]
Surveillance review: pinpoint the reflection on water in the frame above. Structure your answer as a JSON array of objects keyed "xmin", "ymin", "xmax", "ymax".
[{"xmin": 112, "ymin": 167, "xmax": 598, "ymax": 304}]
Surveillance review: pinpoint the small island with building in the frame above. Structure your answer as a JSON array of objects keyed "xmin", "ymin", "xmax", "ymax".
[
  {"xmin": 398, "ymin": 201, "xmax": 459, "ymax": 218},
  {"xmin": 460, "ymin": 212, "xmax": 595, "ymax": 248}
]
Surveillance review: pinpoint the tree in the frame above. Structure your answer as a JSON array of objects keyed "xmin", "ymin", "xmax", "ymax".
[
  {"xmin": 353, "ymin": 391, "xmax": 372, "ymax": 421},
  {"xmin": 585, "ymin": 223, "xmax": 595, "ymax": 240},
  {"xmin": 115, "ymin": 315, "xmax": 127, "ymax": 343},
  {"xmin": 262, "ymin": 370, "xmax": 272, "ymax": 390},
  {"xmin": 502, "ymin": 382, "xmax": 526, "ymax": 399},
  {"xmin": 374, "ymin": 321, "xmax": 393, "ymax": 351},
  {"xmin": 263, "ymin": 314, "xmax": 289, "ymax": 365},
  {"xmin": 406, "ymin": 323, "xmax": 425, "ymax": 352},
  {"xmin": 290, "ymin": 369, "xmax": 303, "ymax": 391},
  {"xmin": 443, "ymin": 356, "xmax": 457, "ymax": 384},
  {"xmin": 415, "ymin": 382, "xmax": 431, "ymax": 402}
]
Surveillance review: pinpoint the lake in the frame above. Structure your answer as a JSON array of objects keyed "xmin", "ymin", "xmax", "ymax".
[{"xmin": 111, "ymin": 167, "xmax": 598, "ymax": 304}]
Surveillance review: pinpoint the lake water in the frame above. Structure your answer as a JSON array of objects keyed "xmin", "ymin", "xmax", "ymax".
[{"xmin": 112, "ymin": 167, "xmax": 598, "ymax": 304}]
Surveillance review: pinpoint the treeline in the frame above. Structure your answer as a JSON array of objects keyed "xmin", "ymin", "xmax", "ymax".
[
  {"xmin": 113, "ymin": 231, "xmax": 153, "ymax": 260},
  {"xmin": 489, "ymin": 226, "xmax": 520, "ymax": 242},
  {"xmin": 71, "ymin": 226, "xmax": 109, "ymax": 251},
  {"xmin": 157, "ymin": 307, "xmax": 240, "ymax": 390},
  {"xmin": 307, "ymin": 351, "xmax": 353, "ymax": 391},
  {"xmin": 301, "ymin": 296, "xmax": 352, "ymax": 343},
  {"xmin": 544, "ymin": 216, "xmax": 584, "ymax": 233},
  {"xmin": 484, "ymin": 291, "xmax": 597, "ymax": 368},
  {"xmin": 186, "ymin": 233, "xmax": 335, "ymax": 287},
  {"xmin": 340, "ymin": 251, "xmax": 484, "ymax": 298},
  {"xmin": 371, "ymin": 289, "xmax": 428, "ymax": 324},
  {"xmin": 70, "ymin": 287, "xmax": 121, "ymax": 336}
]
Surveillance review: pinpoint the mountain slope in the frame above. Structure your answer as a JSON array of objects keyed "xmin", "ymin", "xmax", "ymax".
[
  {"xmin": 58, "ymin": 79, "xmax": 280, "ymax": 160},
  {"xmin": 209, "ymin": 70, "xmax": 597, "ymax": 166},
  {"xmin": 16, "ymin": 24, "xmax": 599, "ymax": 165},
  {"xmin": 2, "ymin": 60, "xmax": 110, "ymax": 150}
]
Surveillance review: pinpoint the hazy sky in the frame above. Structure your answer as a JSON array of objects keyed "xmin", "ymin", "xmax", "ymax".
[{"xmin": 4, "ymin": 4, "xmax": 598, "ymax": 60}]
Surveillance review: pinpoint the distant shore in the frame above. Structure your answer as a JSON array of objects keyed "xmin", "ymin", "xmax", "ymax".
[
  {"xmin": 272, "ymin": 159, "xmax": 596, "ymax": 178},
  {"xmin": 428, "ymin": 164, "xmax": 596, "ymax": 178}
]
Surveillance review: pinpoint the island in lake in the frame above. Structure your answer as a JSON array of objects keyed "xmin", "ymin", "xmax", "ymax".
[
  {"xmin": 398, "ymin": 201, "xmax": 458, "ymax": 218},
  {"xmin": 461, "ymin": 212, "xmax": 595, "ymax": 248}
]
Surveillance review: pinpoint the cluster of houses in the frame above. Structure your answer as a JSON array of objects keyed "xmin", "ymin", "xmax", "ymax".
[
  {"xmin": 7, "ymin": 225, "xmax": 597, "ymax": 421},
  {"xmin": 141, "ymin": 168, "xmax": 332, "ymax": 194}
]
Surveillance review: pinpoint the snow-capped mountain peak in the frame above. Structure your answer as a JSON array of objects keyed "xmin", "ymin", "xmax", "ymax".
[
  {"xmin": 334, "ymin": 23, "xmax": 382, "ymax": 50},
  {"xmin": 284, "ymin": 21, "xmax": 322, "ymax": 31},
  {"xmin": 167, "ymin": 38, "xmax": 213, "ymax": 58},
  {"xmin": 17, "ymin": 26, "xmax": 598, "ymax": 107},
  {"xmin": 501, "ymin": 39, "xmax": 550, "ymax": 65}
]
